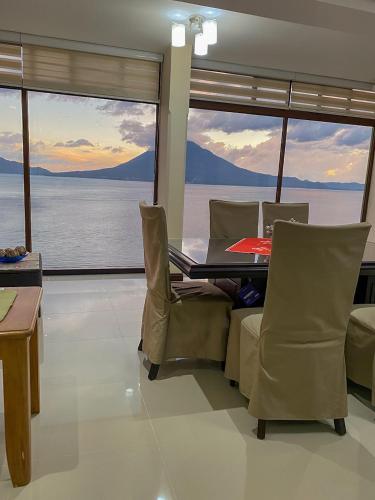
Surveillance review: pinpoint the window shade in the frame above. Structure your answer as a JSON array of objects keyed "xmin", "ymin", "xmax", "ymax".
[
  {"xmin": 0, "ymin": 43, "xmax": 22, "ymax": 87},
  {"xmin": 190, "ymin": 68, "xmax": 290, "ymax": 108},
  {"xmin": 22, "ymin": 45, "xmax": 160, "ymax": 102},
  {"xmin": 290, "ymin": 82, "xmax": 375, "ymax": 119}
]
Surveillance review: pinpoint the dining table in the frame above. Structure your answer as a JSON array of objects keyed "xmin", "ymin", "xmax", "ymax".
[{"xmin": 168, "ymin": 238, "xmax": 375, "ymax": 304}]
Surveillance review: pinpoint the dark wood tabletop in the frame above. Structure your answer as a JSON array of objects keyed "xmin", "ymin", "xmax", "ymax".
[{"xmin": 168, "ymin": 238, "xmax": 375, "ymax": 303}]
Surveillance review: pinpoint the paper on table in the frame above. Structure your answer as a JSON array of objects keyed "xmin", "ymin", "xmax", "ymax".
[
  {"xmin": 0, "ymin": 290, "xmax": 17, "ymax": 322},
  {"xmin": 226, "ymin": 237, "xmax": 272, "ymax": 255}
]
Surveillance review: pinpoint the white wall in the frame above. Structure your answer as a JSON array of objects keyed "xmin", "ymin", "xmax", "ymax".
[{"xmin": 365, "ymin": 142, "xmax": 375, "ymax": 242}]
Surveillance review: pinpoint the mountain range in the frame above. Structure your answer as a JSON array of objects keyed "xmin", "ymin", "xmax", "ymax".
[{"xmin": 0, "ymin": 141, "xmax": 364, "ymax": 191}]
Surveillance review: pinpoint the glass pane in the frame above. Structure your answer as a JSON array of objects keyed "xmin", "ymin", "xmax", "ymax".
[
  {"xmin": 0, "ymin": 88, "xmax": 24, "ymax": 248},
  {"xmin": 281, "ymin": 119, "xmax": 371, "ymax": 224},
  {"xmin": 183, "ymin": 108, "xmax": 283, "ymax": 237},
  {"xmin": 28, "ymin": 92, "xmax": 156, "ymax": 269}
]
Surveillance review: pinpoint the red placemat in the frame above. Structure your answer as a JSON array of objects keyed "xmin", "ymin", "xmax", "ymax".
[{"xmin": 226, "ymin": 237, "xmax": 272, "ymax": 255}]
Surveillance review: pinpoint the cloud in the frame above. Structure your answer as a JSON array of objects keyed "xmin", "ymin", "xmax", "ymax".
[
  {"xmin": 44, "ymin": 93, "xmax": 87, "ymax": 104},
  {"xmin": 97, "ymin": 101, "xmax": 154, "ymax": 116},
  {"xmin": 0, "ymin": 132, "xmax": 22, "ymax": 145},
  {"xmin": 0, "ymin": 88, "xmax": 20, "ymax": 97},
  {"xmin": 334, "ymin": 127, "xmax": 371, "ymax": 148},
  {"xmin": 103, "ymin": 145, "xmax": 124, "ymax": 154},
  {"xmin": 54, "ymin": 138, "xmax": 94, "ymax": 148},
  {"xmin": 188, "ymin": 109, "xmax": 282, "ymax": 133},
  {"xmin": 286, "ymin": 121, "xmax": 341, "ymax": 142},
  {"xmin": 119, "ymin": 119, "xmax": 156, "ymax": 148}
]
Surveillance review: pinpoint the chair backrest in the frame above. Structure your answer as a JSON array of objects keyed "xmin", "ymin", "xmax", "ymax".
[
  {"xmin": 262, "ymin": 220, "xmax": 370, "ymax": 348},
  {"xmin": 209, "ymin": 200, "xmax": 259, "ymax": 238},
  {"xmin": 262, "ymin": 202, "xmax": 309, "ymax": 236},
  {"xmin": 139, "ymin": 202, "xmax": 171, "ymax": 301}
]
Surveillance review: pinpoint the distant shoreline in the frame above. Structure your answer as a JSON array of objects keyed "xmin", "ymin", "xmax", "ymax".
[{"xmin": 0, "ymin": 172, "xmax": 365, "ymax": 192}]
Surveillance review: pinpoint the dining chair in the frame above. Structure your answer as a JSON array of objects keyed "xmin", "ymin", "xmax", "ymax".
[
  {"xmin": 209, "ymin": 200, "xmax": 259, "ymax": 238},
  {"xmin": 345, "ymin": 305, "xmax": 375, "ymax": 405},
  {"xmin": 139, "ymin": 202, "xmax": 233, "ymax": 380},
  {"xmin": 262, "ymin": 202, "xmax": 309, "ymax": 237},
  {"xmin": 225, "ymin": 220, "xmax": 370, "ymax": 439},
  {"xmin": 209, "ymin": 200, "xmax": 259, "ymax": 300}
]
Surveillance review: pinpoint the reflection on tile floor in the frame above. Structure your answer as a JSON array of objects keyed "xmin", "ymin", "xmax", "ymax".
[{"xmin": 0, "ymin": 275, "xmax": 375, "ymax": 499}]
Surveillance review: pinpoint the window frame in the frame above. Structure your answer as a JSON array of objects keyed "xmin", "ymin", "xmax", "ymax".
[
  {"xmin": 190, "ymin": 98, "xmax": 375, "ymax": 221},
  {"xmin": 0, "ymin": 84, "xmax": 160, "ymax": 273}
]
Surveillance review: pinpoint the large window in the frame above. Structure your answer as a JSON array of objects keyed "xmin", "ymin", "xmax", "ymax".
[
  {"xmin": 185, "ymin": 106, "xmax": 374, "ymax": 236},
  {"xmin": 183, "ymin": 108, "xmax": 283, "ymax": 237},
  {"xmin": 28, "ymin": 92, "xmax": 157, "ymax": 269},
  {"xmin": 0, "ymin": 88, "xmax": 24, "ymax": 248},
  {"xmin": 281, "ymin": 119, "xmax": 372, "ymax": 224}
]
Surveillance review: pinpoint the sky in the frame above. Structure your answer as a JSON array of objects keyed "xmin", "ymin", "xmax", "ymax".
[
  {"xmin": 0, "ymin": 88, "xmax": 372, "ymax": 183},
  {"xmin": 0, "ymin": 88, "xmax": 156, "ymax": 172},
  {"xmin": 187, "ymin": 109, "xmax": 372, "ymax": 183}
]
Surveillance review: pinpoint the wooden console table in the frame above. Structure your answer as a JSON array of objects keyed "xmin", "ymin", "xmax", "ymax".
[
  {"xmin": 0, "ymin": 253, "xmax": 42, "ymax": 288},
  {"xmin": 0, "ymin": 287, "xmax": 42, "ymax": 487}
]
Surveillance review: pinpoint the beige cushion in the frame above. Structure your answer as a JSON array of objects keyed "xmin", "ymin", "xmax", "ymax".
[
  {"xmin": 225, "ymin": 308, "xmax": 263, "ymax": 382},
  {"xmin": 242, "ymin": 313, "xmax": 263, "ymax": 338},
  {"xmin": 346, "ymin": 305, "xmax": 375, "ymax": 404},
  {"xmin": 350, "ymin": 306, "xmax": 375, "ymax": 333},
  {"xmin": 172, "ymin": 281, "xmax": 231, "ymax": 302}
]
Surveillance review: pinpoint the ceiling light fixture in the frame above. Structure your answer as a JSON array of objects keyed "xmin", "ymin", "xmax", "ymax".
[
  {"xmin": 202, "ymin": 19, "xmax": 217, "ymax": 45},
  {"xmin": 170, "ymin": 14, "xmax": 218, "ymax": 56},
  {"xmin": 171, "ymin": 23, "xmax": 186, "ymax": 47},
  {"xmin": 194, "ymin": 32, "xmax": 208, "ymax": 56}
]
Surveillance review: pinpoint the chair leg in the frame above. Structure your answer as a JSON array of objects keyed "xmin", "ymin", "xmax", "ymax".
[
  {"xmin": 229, "ymin": 379, "xmax": 236, "ymax": 387},
  {"xmin": 334, "ymin": 418, "xmax": 346, "ymax": 436},
  {"xmin": 257, "ymin": 419, "xmax": 266, "ymax": 440},
  {"xmin": 137, "ymin": 339, "xmax": 143, "ymax": 352},
  {"xmin": 148, "ymin": 363, "xmax": 160, "ymax": 381}
]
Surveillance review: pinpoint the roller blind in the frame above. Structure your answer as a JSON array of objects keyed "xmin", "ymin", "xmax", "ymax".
[
  {"xmin": 0, "ymin": 43, "xmax": 22, "ymax": 86},
  {"xmin": 190, "ymin": 68, "xmax": 290, "ymax": 109},
  {"xmin": 22, "ymin": 44, "xmax": 160, "ymax": 102},
  {"xmin": 290, "ymin": 82, "xmax": 375, "ymax": 119},
  {"xmin": 190, "ymin": 68, "xmax": 375, "ymax": 121}
]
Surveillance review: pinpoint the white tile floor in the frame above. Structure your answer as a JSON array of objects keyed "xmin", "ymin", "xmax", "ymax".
[{"xmin": 0, "ymin": 275, "xmax": 375, "ymax": 499}]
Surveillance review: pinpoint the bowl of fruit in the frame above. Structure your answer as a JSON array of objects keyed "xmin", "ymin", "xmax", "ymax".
[{"xmin": 0, "ymin": 246, "xmax": 28, "ymax": 263}]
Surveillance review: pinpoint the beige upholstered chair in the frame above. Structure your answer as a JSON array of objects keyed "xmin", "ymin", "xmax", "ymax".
[
  {"xmin": 209, "ymin": 200, "xmax": 259, "ymax": 238},
  {"xmin": 139, "ymin": 202, "xmax": 233, "ymax": 380},
  {"xmin": 225, "ymin": 220, "xmax": 370, "ymax": 438},
  {"xmin": 262, "ymin": 202, "xmax": 309, "ymax": 237},
  {"xmin": 209, "ymin": 200, "xmax": 259, "ymax": 299},
  {"xmin": 346, "ymin": 305, "xmax": 375, "ymax": 405}
]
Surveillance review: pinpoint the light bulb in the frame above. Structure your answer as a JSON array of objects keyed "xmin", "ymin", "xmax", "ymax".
[
  {"xmin": 171, "ymin": 23, "xmax": 186, "ymax": 47},
  {"xmin": 194, "ymin": 32, "xmax": 208, "ymax": 56},
  {"xmin": 202, "ymin": 19, "xmax": 217, "ymax": 45}
]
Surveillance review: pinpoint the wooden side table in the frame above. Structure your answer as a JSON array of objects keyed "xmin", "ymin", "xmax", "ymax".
[{"xmin": 0, "ymin": 287, "xmax": 42, "ymax": 487}]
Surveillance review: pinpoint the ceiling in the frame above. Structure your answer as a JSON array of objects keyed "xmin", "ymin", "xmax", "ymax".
[{"xmin": 0, "ymin": 0, "xmax": 373, "ymax": 84}]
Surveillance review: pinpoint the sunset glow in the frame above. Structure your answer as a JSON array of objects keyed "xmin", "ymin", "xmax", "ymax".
[{"xmin": 0, "ymin": 89, "xmax": 156, "ymax": 172}]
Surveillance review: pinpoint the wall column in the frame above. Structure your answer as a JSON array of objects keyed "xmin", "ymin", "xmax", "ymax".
[
  {"xmin": 364, "ymin": 128, "xmax": 375, "ymax": 241},
  {"xmin": 157, "ymin": 45, "xmax": 192, "ymax": 239}
]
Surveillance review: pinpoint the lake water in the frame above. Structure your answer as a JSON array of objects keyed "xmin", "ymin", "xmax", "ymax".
[{"xmin": 0, "ymin": 174, "xmax": 364, "ymax": 269}]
